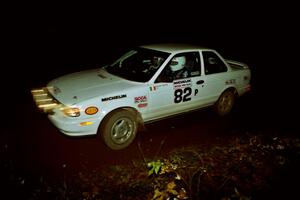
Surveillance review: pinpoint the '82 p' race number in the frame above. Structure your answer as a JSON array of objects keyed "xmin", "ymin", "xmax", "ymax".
[{"xmin": 174, "ymin": 87, "xmax": 192, "ymax": 103}]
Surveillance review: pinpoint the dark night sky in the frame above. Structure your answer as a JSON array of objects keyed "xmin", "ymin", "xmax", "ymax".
[
  {"xmin": 8, "ymin": 2, "xmax": 297, "ymax": 70},
  {"xmin": 3, "ymin": 1, "xmax": 299, "ymax": 122}
]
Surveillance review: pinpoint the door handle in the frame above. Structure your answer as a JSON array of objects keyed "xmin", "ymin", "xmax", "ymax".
[{"xmin": 196, "ymin": 80, "xmax": 204, "ymax": 85}]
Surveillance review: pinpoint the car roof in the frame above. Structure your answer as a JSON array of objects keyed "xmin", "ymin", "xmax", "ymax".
[{"xmin": 140, "ymin": 43, "xmax": 211, "ymax": 53}]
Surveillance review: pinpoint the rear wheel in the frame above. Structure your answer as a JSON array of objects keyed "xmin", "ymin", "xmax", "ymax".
[
  {"xmin": 214, "ymin": 90, "xmax": 235, "ymax": 116},
  {"xmin": 100, "ymin": 109, "xmax": 138, "ymax": 150}
]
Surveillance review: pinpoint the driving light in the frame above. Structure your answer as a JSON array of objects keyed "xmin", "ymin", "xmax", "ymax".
[{"xmin": 85, "ymin": 106, "xmax": 98, "ymax": 115}]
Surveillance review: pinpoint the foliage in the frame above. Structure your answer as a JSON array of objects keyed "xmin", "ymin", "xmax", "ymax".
[
  {"xmin": 2, "ymin": 133, "xmax": 300, "ymax": 199},
  {"xmin": 147, "ymin": 160, "xmax": 163, "ymax": 176}
]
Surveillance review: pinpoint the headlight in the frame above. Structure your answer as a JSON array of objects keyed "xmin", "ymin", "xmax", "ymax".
[{"xmin": 63, "ymin": 107, "xmax": 80, "ymax": 117}]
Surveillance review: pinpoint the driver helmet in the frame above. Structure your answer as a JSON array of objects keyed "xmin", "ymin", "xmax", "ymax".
[{"xmin": 170, "ymin": 56, "xmax": 186, "ymax": 72}]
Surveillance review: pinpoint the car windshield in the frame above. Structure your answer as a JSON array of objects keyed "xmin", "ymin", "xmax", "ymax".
[{"xmin": 105, "ymin": 47, "xmax": 170, "ymax": 82}]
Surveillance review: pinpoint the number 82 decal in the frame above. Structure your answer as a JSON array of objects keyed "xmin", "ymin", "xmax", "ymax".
[{"xmin": 174, "ymin": 87, "xmax": 192, "ymax": 103}]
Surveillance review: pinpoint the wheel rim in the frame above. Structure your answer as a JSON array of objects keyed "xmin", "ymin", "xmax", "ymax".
[
  {"xmin": 218, "ymin": 92, "xmax": 233, "ymax": 114},
  {"xmin": 110, "ymin": 117, "xmax": 134, "ymax": 144}
]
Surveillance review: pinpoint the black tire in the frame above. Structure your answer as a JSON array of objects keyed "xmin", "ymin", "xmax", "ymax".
[
  {"xmin": 100, "ymin": 109, "xmax": 138, "ymax": 150},
  {"xmin": 214, "ymin": 90, "xmax": 235, "ymax": 116}
]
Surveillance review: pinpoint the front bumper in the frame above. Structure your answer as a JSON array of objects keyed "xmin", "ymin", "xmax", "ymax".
[
  {"xmin": 31, "ymin": 87, "xmax": 101, "ymax": 136},
  {"xmin": 48, "ymin": 112, "xmax": 99, "ymax": 136}
]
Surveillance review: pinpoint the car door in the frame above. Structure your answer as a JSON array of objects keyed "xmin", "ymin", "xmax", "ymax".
[
  {"xmin": 145, "ymin": 52, "xmax": 204, "ymax": 121},
  {"xmin": 194, "ymin": 50, "xmax": 229, "ymax": 104}
]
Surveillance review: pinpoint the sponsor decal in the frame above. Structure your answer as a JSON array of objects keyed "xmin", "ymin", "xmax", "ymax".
[
  {"xmin": 102, "ymin": 94, "xmax": 127, "ymax": 102},
  {"xmin": 149, "ymin": 84, "xmax": 168, "ymax": 91},
  {"xmin": 135, "ymin": 95, "xmax": 148, "ymax": 108},
  {"xmin": 173, "ymin": 79, "xmax": 192, "ymax": 89},
  {"xmin": 138, "ymin": 103, "xmax": 148, "ymax": 108},
  {"xmin": 134, "ymin": 95, "xmax": 147, "ymax": 103}
]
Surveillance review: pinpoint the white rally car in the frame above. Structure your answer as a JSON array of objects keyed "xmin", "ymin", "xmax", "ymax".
[{"xmin": 31, "ymin": 43, "xmax": 251, "ymax": 150}]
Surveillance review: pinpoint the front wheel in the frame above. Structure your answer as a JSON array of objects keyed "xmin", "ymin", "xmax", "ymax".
[
  {"xmin": 214, "ymin": 90, "xmax": 235, "ymax": 116},
  {"xmin": 100, "ymin": 109, "xmax": 138, "ymax": 150}
]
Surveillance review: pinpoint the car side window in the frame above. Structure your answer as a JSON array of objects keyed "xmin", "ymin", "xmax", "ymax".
[
  {"xmin": 155, "ymin": 52, "xmax": 201, "ymax": 83},
  {"xmin": 203, "ymin": 51, "xmax": 227, "ymax": 75},
  {"xmin": 185, "ymin": 52, "xmax": 201, "ymax": 77}
]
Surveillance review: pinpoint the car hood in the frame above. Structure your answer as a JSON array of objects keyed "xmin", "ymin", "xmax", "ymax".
[{"xmin": 47, "ymin": 68, "xmax": 136, "ymax": 105}]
